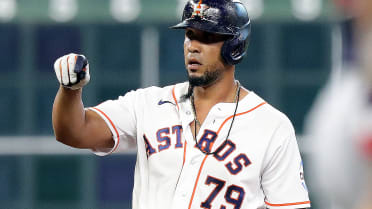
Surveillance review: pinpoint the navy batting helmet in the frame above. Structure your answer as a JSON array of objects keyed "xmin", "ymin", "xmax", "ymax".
[{"xmin": 171, "ymin": 0, "xmax": 251, "ymax": 65}]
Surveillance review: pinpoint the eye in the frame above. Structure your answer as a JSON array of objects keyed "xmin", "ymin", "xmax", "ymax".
[
  {"xmin": 185, "ymin": 29, "xmax": 195, "ymax": 40},
  {"xmin": 203, "ymin": 32, "xmax": 213, "ymax": 42},
  {"xmin": 203, "ymin": 32, "xmax": 229, "ymax": 44},
  {"xmin": 185, "ymin": 29, "xmax": 230, "ymax": 43}
]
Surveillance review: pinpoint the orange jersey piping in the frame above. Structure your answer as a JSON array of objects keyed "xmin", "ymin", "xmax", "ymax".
[
  {"xmin": 265, "ymin": 200, "xmax": 311, "ymax": 207},
  {"xmin": 92, "ymin": 107, "xmax": 120, "ymax": 154},
  {"xmin": 183, "ymin": 141, "xmax": 188, "ymax": 166},
  {"xmin": 172, "ymin": 86, "xmax": 180, "ymax": 110},
  {"xmin": 187, "ymin": 101, "xmax": 266, "ymax": 208}
]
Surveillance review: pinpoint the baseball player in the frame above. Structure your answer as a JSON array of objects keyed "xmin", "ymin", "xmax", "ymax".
[
  {"xmin": 304, "ymin": 1, "xmax": 372, "ymax": 209},
  {"xmin": 52, "ymin": 0, "xmax": 310, "ymax": 208}
]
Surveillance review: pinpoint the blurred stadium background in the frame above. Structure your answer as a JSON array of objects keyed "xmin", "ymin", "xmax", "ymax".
[{"xmin": 0, "ymin": 0, "xmax": 340, "ymax": 208}]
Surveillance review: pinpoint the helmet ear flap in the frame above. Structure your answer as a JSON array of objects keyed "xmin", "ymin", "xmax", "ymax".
[
  {"xmin": 221, "ymin": 36, "xmax": 240, "ymax": 65},
  {"xmin": 221, "ymin": 26, "xmax": 250, "ymax": 65}
]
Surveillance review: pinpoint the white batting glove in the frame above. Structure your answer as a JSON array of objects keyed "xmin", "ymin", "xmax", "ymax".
[{"xmin": 54, "ymin": 53, "xmax": 90, "ymax": 90}]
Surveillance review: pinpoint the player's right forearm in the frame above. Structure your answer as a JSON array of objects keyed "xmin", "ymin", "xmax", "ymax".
[
  {"xmin": 52, "ymin": 87, "xmax": 87, "ymax": 147},
  {"xmin": 52, "ymin": 53, "xmax": 91, "ymax": 147},
  {"xmin": 52, "ymin": 53, "xmax": 113, "ymax": 150}
]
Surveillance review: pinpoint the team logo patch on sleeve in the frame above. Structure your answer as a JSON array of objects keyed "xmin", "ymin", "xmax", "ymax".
[{"xmin": 300, "ymin": 161, "xmax": 308, "ymax": 191}]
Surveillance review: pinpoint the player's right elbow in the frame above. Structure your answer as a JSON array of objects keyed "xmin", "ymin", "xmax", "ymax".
[{"xmin": 54, "ymin": 130, "xmax": 87, "ymax": 149}]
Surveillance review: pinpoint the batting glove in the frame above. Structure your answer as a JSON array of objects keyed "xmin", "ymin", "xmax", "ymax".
[{"xmin": 54, "ymin": 53, "xmax": 90, "ymax": 90}]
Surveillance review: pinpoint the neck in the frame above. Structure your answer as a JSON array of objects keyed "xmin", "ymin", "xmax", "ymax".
[{"xmin": 193, "ymin": 71, "xmax": 237, "ymax": 104}]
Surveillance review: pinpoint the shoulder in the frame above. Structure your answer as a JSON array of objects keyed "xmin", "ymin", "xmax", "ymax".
[
  {"xmin": 246, "ymin": 92, "xmax": 292, "ymax": 124},
  {"xmin": 129, "ymin": 84, "xmax": 174, "ymax": 96},
  {"xmin": 122, "ymin": 82, "xmax": 185, "ymax": 98},
  {"xmin": 116, "ymin": 82, "xmax": 188, "ymax": 105},
  {"xmin": 247, "ymin": 94, "xmax": 299, "ymax": 161},
  {"xmin": 245, "ymin": 92, "xmax": 295, "ymax": 136}
]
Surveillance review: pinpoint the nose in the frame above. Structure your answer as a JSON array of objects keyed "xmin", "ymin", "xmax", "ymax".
[{"xmin": 185, "ymin": 39, "xmax": 201, "ymax": 53}]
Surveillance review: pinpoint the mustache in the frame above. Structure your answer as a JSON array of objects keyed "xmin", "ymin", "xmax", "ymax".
[{"xmin": 186, "ymin": 54, "xmax": 202, "ymax": 64}]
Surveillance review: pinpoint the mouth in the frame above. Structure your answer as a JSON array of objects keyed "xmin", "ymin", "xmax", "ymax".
[{"xmin": 187, "ymin": 58, "xmax": 202, "ymax": 71}]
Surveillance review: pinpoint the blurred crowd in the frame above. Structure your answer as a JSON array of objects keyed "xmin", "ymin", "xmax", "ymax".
[{"xmin": 305, "ymin": 0, "xmax": 372, "ymax": 208}]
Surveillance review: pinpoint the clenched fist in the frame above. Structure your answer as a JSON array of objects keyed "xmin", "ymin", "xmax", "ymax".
[{"xmin": 54, "ymin": 53, "xmax": 90, "ymax": 90}]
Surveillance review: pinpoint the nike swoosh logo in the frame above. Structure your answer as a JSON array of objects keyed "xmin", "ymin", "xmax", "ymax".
[{"xmin": 158, "ymin": 100, "xmax": 175, "ymax": 106}]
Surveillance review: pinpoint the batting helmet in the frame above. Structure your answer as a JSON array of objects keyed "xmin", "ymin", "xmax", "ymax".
[{"xmin": 171, "ymin": 0, "xmax": 251, "ymax": 65}]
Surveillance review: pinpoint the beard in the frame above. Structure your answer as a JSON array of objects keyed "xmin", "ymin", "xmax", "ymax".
[
  {"xmin": 180, "ymin": 68, "xmax": 223, "ymax": 101},
  {"xmin": 188, "ymin": 68, "xmax": 223, "ymax": 87}
]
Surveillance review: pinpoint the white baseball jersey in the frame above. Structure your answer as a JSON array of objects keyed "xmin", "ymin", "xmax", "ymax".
[{"xmin": 89, "ymin": 81, "xmax": 310, "ymax": 209}]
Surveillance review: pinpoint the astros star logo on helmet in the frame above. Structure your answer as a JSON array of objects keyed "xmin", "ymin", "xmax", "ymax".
[{"xmin": 191, "ymin": 1, "xmax": 209, "ymax": 18}]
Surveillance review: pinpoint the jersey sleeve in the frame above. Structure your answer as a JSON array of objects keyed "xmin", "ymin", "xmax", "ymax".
[
  {"xmin": 88, "ymin": 90, "xmax": 138, "ymax": 156},
  {"xmin": 261, "ymin": 118, "xmax": 311, "ymax": 209}
]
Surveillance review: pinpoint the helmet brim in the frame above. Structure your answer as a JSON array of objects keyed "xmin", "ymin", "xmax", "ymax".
[{"xmin": 170, "ymin": 18, "xmax": 236, "ymax": 36}]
